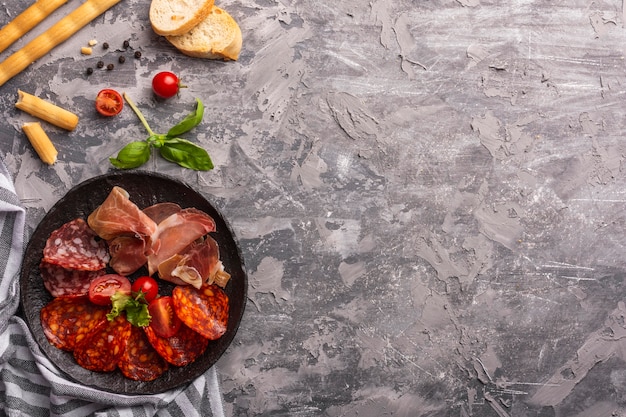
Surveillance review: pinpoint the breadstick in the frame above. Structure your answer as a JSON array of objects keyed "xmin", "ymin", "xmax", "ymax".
[
  {"xmin": 0, "ymin": 0, "xmax": 122, "ymax": 87},
  {"xmin": 16, "ymin": 90, "xmax": 79, "ymax": 131},
  {"xmin": 0, "ymin": 0, "xmax": 68, "ymax": 55},
  {"xmin": 23, "ymin": 122, "xmax": 58, "ymax": 165}
]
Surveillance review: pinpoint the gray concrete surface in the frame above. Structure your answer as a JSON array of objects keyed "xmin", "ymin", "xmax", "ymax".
[{"xmin": 3, "ymin": 0, "xmax": 626, "ymax": 415}]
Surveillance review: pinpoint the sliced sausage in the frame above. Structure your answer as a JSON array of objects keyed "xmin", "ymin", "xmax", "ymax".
[
  {"xmin": 73, "ymin": 315, "xmax": 131, "ymax": 372},
  {"xmin": 40, "ymin": 296, "xmax": 108, "ymax": 351},
  {"xmin": 118, "ymin": 326, "xmax": 169, "ymax": 381},
  {"xmin": 144, "ymin": 323, "xmax": 208, "ymax": 367},
  {"xmin": 40, "ymin": 260, "xmax": 105, "ymax": 298},
  {"xmin": 42, "ymin": 218, "xmax": 109, "ymax": 271},
  {"xmin": 172, "ymin": 284, "xmax": 229, "ymax": 340}
]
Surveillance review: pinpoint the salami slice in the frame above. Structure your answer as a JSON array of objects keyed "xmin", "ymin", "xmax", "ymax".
[
  {"xmin": 144, "ymin": 323, "xmax": 208, "ymax": 367},
  {"xmin": 40, "ymin": 261, "xmax": 106, "ymax": 298},
  {"xmin": 40, "ymin": 297, "xmax": 108, "ymax": 351},
  {"xmin": 118, "ymin": 326, "xmax": 169, "ymax": 381},
  {"xmin": 43, "ymin": 218, "xmax": 110, "ymax": 271},
  {"xmin": 74, "ymin": 315, "xmax": 131, "ymax": 372},
  {"xmin": 172, "ymin": 284, "xmax": 229, "ymax": 340}
]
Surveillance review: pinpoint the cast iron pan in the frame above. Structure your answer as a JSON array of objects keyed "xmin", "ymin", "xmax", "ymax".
[{"xmin": 20, "ymin": 171, "xmax": 247, "ymax": 394}]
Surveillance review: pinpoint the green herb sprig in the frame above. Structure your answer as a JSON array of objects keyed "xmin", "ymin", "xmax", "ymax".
[{"xmin": 109, "ymin": 93, "xmax": 214, "ymax": 171}]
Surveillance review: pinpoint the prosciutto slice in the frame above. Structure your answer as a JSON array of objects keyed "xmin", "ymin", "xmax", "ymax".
[
  {"xmin": 87, "ymin": 187, "xmax": 226, "ymax": 286},
  {"xmin": 147, "ymin": 208, "xmax": 216, "ymax": 276},
  {"xmin": 87, "ymin": 186, "xmax": 157, "ymax": 243},
  {"xmin": 143, "ymin": 202, "xmax": 182, "ymax": 224},
  {"xmin": 157, "ymin": 236, "xmax": 220, "ymax": 288},
  {"xmin": 107, "ymin": 236, "xmax": 149, "ymax": 276}
]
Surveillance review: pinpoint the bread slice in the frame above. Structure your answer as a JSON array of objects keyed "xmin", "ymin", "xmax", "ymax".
[
  {"xmin": 166, "ymin": 7, "xmax": 242, "ymax": 61},
  {"xmin": 149, "ymin": 0, "xmax": 214, "ymax": 36}
]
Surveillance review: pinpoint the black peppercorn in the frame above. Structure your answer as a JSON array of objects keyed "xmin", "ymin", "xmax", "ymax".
[
  {"xmin": 134, "ymin": 51, "xmax": 142, "ymax": 59},
  {"xmin": 118, "ymin": 56, "xmax": 126, "ymax": 64},
  {"xmin": 123, "ymin": 40, "xmax": 130, "ymax": 49},
  {"xmin": 86, "ymin": 67, "xmax": 94, "ymax": 75},
  {"xmin": 96, "ymin": 61, "xmax": 104, "ymax": 68},
  {"xmin": 102, "ymin": 42, "xmax": 109, "ymax": 49},
  {"xmin": 107, "ymin": 63, "xmax": 114, "ymax": 70}
]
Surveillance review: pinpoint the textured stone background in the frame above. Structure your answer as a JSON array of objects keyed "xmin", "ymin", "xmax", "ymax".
[{"xmin": 3, "ymin": 0, "xmax": 626, "ymax": 415}]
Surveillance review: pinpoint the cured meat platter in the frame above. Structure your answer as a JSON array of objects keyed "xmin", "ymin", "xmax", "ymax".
[{"xmin": 19, "ymin": 171, "xmax": 247, "ymax": 394}]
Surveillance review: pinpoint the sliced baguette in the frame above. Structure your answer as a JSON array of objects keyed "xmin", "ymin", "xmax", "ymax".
[
  {"xmin": 149, "ymin": 0, "xmax": 214, "ymax": 36},
  {"xmin": 166, "ymin": 6, "xmax": 242, "ymax": 61}
]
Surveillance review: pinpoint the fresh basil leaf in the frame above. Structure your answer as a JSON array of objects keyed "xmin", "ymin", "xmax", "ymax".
[
  {"xmin": 160, "ymin": 138, "xmax": 214, "ymax": 171},
  {"xmin": 166, "ymin": 99, "xmax": 204, "ymax": 138},
  {"xmin": 109, "ymin": 141, "xmax": 151, "ymax": 169},
  {"xmin": 111, "ymin": 95, "xmax": 212, "ymax": 171}
]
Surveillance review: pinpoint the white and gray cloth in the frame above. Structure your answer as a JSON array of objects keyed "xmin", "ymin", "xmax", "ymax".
[{"xmin": 0, "ymin": 159, "xmax": 225, "ymax": 417}]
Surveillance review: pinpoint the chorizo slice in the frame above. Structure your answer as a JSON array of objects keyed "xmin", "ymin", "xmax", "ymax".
[
  {"xmin": 144, "ymin": 323, "xmax": 208, "ymax": 367},
  {"xmin": 42, "ymin": 218, "xmax": 109, "ymax": 271},
  {"xmin": 40, "ymin": 260, "xmax": 105, "ymax": 298},
  {"xmin": 172, "ymin": 284, "xmax": 229, "ymax": 340},
  {"xmin": 118, "ymin": 326, "xmax": 169, "ymax": 381},
  {"xmin": 74, "ymin": 315, "xmax": 131, "ymax": 372},
  {"xmin": 40, "ymin": 296, "xmax": 108, "ymax": 351}
]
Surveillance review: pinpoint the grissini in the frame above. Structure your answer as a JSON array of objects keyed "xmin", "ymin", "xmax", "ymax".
[
  {"xmin": 0, "ymin": 0, "xmax": 68, "ymax": 55},
  {"xmin": 22, "ymin": 122, "xmax": 58, "ymax": 165},
  {"xmin": 16, "ymin": 90, "xmax": 79, "ymax": 131},
  {"xmin": 0, "ymin": 0, "xmax": 122, "ymax": 88}
]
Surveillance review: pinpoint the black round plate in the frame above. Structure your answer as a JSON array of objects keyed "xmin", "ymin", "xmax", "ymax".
[{"xmin": 19, "ymin": 171, "xmax": 247, "ymax": 394}]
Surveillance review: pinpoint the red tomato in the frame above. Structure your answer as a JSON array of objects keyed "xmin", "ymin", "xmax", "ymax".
[
  {"xmin": 132, "ymin": 276, "xmax": 158, "ymax": 303},
  {"xmin": 88, "ymin": 274, "xmax": 131, "ymax": 306},
  {"xmin": 152, "ymin": 71, "xmax": 182, "ymax": 98},
  {"xmin": 148, "ymin": 296, "xmax": 182, "ymax": 338},
  {"xmin": 95, "ymin": 89, "xmax": 123, "ymax": 116}
]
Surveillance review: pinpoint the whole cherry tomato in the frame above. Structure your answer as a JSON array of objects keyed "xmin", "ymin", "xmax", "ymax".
[
  {"xmin": 131, "ymin": 276, "xmax": 159, "ymax": 303},
  {"xmin": 152, "ymin": 71, "xmax": 184, "ymax": 98},
  {"xmin": 95, "ymin": 89, "xmax": 123, "ymax": 116},
  {"xmin": 88, "ymin": 274, "xmax": 131, "ymax": 306}
]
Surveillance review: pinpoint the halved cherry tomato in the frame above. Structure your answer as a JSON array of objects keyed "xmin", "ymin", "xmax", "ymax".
[
  {"xmin": 132, "ymin": 276, "xmax": 158, "ymax": 303},
  {"xmin": 88, "ymin": 274, "xmax": 131, "ymax": 306},
  {"xmin": 95, "ymin": 89, "xmax": 123, "ymax": 116},
  {"xmin": 148, "ymin": 296, "xmax": 181, "ymax": 338}
]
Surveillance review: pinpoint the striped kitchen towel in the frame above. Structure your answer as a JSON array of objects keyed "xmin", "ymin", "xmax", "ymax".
[{"xmin": 0, "ymin": 158, "xmax": 225, "ymax": 417}]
